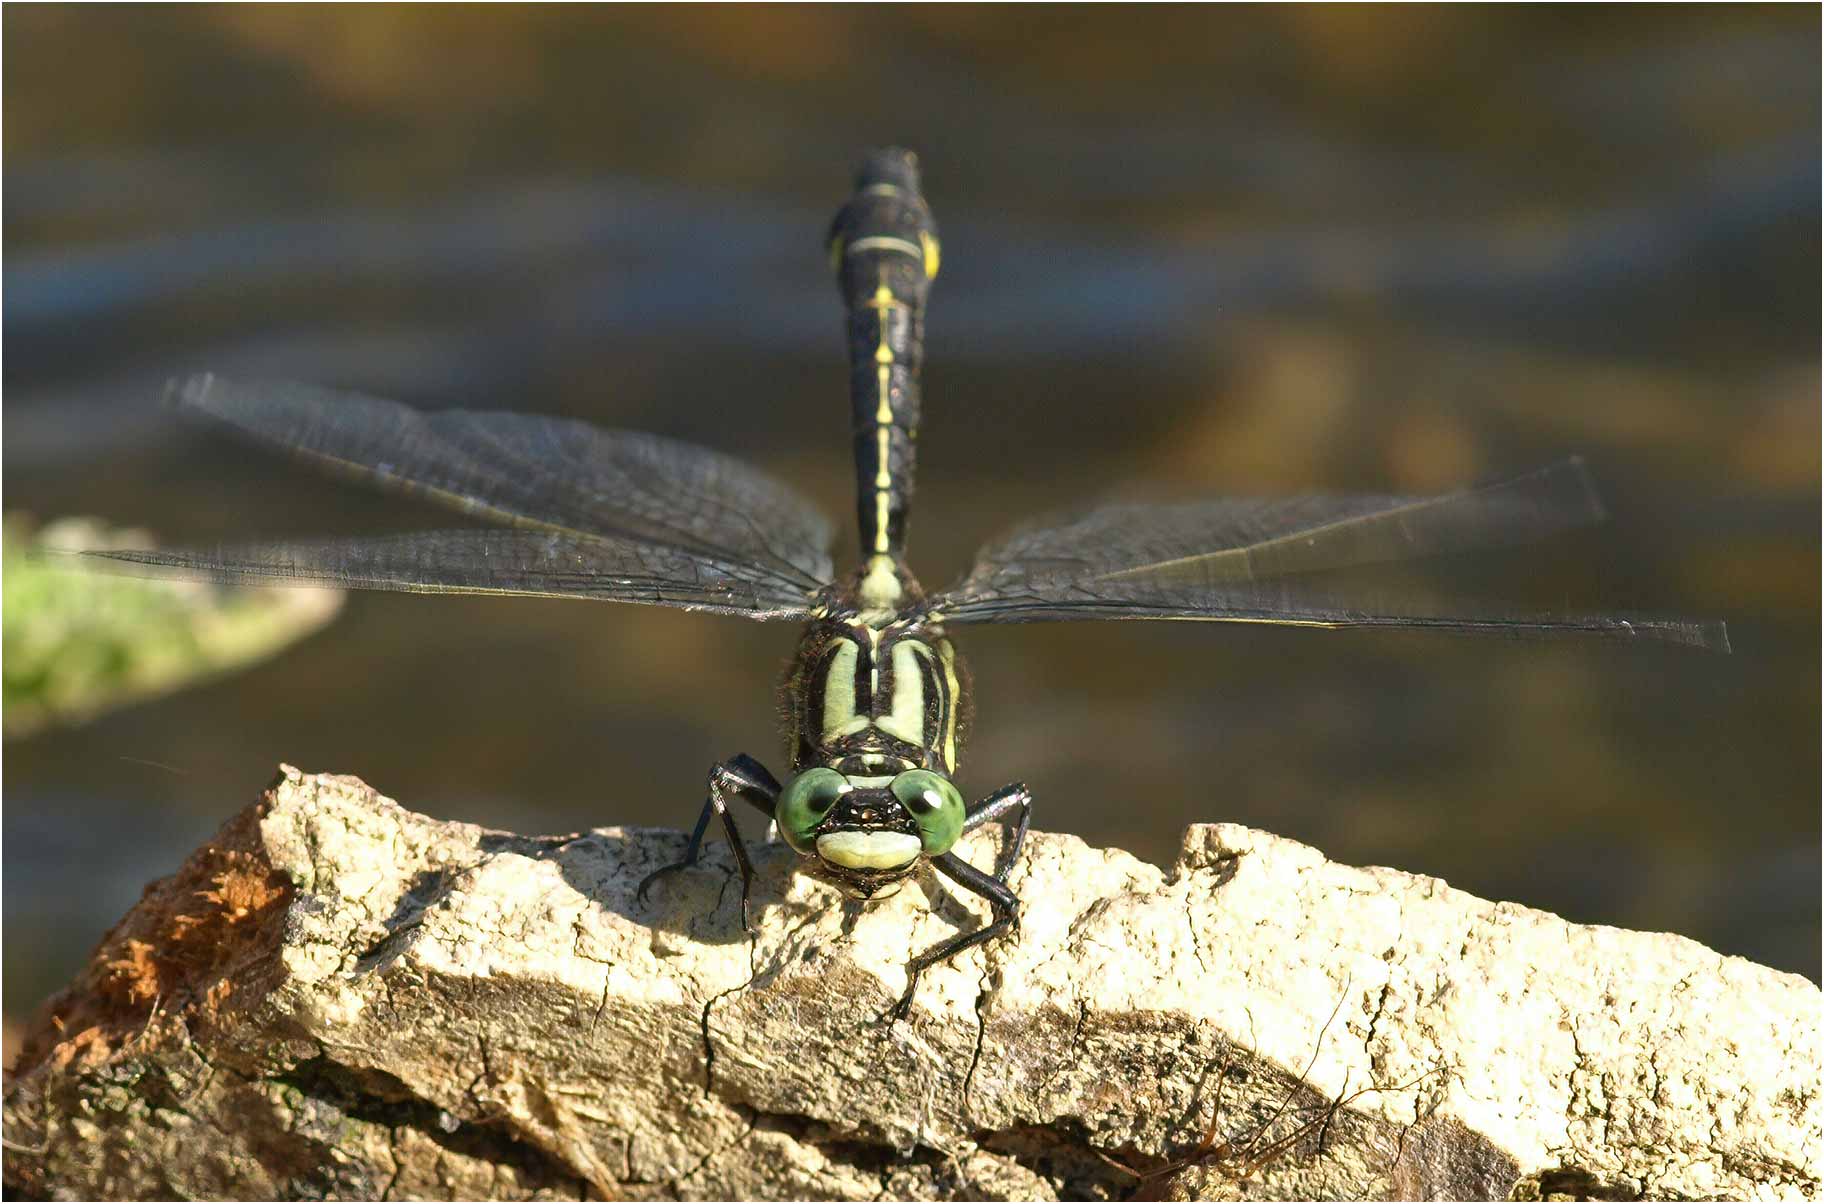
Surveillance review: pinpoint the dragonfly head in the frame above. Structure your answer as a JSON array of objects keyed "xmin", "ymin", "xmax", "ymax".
[{"xmin": 776, "ymin": 767, "xmax": 965, "ymax": 896}]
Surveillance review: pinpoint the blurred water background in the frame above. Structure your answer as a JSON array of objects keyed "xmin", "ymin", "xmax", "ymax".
[{"xmin": 4, "ymin": 7, "xmax": 1818, "ymax": 1041}]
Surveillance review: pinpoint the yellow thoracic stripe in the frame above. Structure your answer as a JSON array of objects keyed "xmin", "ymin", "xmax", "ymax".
[
  {"xmin": 820, "ymin": 639, "xmax": 861, "ymax": 741},
  {"xmin": 867, "ymin": 624, "xmax": 881, "ymax": 698},
  {"xmin": 875, "ymin": 640, "xmax": 927, "ymax": 745},
  {"xmin": 896, "ymin": 638, "xmax": 950, "ymax": 770},
  {"xmin": 935, "ymin": 637, "xmax": 960, "ymax": 773}
]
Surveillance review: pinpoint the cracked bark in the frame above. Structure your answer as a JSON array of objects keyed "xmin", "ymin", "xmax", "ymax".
[{"xmin": 4, "ymin": 766, "xmax": 1818, "ymax": 1201}]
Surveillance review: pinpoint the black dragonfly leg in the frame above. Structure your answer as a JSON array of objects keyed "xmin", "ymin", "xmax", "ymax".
[
  {"xmin": 961, "ymin": 781, "xmax": 1032, "ymax": 879},
  {"xmin": 891, "ymin": 783, "xmax": 1033, "ymax": 1020},
  {"xmin": 637, "ymin": 754, "xmax": 780, "ymax": 932}
]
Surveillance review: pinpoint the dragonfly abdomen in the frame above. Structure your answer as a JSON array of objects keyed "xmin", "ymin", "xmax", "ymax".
[{"xmin": 829, "ymin": 148, "xmax": 940, "ymax": 581}]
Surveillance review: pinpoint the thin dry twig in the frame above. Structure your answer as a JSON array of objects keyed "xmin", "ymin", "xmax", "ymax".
[{"xmin": 1098, "ymin": 980, "xmax": 1449, "ymax": 1199}]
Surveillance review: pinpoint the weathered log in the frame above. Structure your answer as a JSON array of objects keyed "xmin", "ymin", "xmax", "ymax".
[{"xmin": 5, "ymin": 766, "xmax": 1817, "ymax": 1200}]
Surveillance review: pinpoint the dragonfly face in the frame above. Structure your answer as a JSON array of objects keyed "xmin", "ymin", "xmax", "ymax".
[
  {"xmin": 87, "ymin": 145, "xmax": 1724, "ymax": 1020},
  {"xmin": 774, "ymin": 765, "xmax": 966, "ymax": 898}
]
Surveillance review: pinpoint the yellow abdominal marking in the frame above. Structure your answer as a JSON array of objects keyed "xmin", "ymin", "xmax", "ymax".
[
  {"xmin": 864, "ymin": 281, "xmax": 905, "ymax": 556},
  {"xmin": 857, "ymin": 555, "xmax": 902, "ymax": 616},
  {"xmin": 873, "ymin": 494, "xmax": 891, "ymax": 553},
  {"xmin": 846, "ymin": 235, "xmax": 923, "ymax": 260}
]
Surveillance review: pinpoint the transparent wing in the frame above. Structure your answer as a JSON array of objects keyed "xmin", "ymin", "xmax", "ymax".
[
  {"xmin": 930, "ymin": 460, "xmax": 1728, "ymax": 650},
  {"xmin": 930, "ymin": 577, "xmax": 1727, "ymax": 648},
  {"xmin": 167, "ymin": 373, "xmax": 835, "ymax": 590},
  {"xmin": 949, "ymin": 460, "xmax": 1606, "ymax": 589},
  {"xmin": 83, "ymin": 529, "xmax": 818, "ymax": 620}
]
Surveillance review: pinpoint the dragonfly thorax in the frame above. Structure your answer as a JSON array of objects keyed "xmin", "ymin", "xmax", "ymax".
[{"xmin": 782, "ymin": 602, "xmax": 970, "ymax": 779}]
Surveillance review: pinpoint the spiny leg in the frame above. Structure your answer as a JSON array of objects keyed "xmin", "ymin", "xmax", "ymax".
[
  {"xmin": 961, "ymin": 781, "xmax": 1032, "ymax": 878},
  {"xmin": 891, "ymin": 783, "xmax": 1033, "ymax": 1019},
  {"xmin": 892, "ymin": 853, "xmax": 1020, "ymax": 1020},
  {"xmin": 637, "ymin": 753, "xmax": 780, "ymax": 932}
]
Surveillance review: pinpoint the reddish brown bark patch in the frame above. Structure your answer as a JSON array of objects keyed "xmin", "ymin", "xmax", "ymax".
[{"xmin": 8, "ymin": 790, "xmax": 293, "ymax": 1079}]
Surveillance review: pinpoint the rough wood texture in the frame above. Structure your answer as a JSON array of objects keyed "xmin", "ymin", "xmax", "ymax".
[{"xmin": 5, "ymin": 766, "xmax": 1818, "ymax": 1200}]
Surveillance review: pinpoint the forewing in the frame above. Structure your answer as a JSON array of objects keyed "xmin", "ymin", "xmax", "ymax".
[
  {"xmin": 931, "ymin": 460, "xmax": 1728, "ymax": 650},
  {"xmin": 84, "ymin": 529, "xmax": 818, "ymax": 620},
  {"xmin": 169, "ymin": 373, "xmax": 835, "ymax": 589}
]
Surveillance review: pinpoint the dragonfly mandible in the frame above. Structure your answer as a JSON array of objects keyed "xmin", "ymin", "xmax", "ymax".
[{"xmin": 90, "ymin": 148, "xmax": 1727, "ymax": 1018}]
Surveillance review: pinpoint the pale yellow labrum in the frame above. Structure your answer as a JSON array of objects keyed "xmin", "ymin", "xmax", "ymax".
[{"xmin": 816, "ymin": 830, "xmax": 921, "ymax": 870}]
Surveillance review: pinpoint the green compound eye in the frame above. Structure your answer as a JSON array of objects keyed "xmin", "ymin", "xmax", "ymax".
[
  {"xmin": 776, "ymin": 768, "xmax": 849, "ymax": 855},
  {"xmin": 890, "ymin": 770, "xmax": 965, "ymax": 856}
]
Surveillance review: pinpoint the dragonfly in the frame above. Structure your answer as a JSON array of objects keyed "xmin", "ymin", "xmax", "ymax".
[{"xmin": 90, "ymin": 148, "xmax": 1727, "ymax": 1018}]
